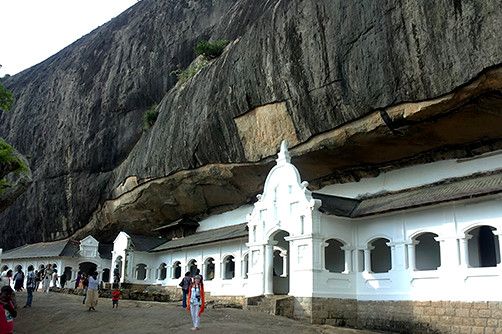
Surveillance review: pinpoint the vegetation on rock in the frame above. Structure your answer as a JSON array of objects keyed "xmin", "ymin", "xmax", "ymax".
[
  {"xmin": 0, "ymin": 138, "xmax": 29, "ymax": 192},
  {"xmin": 143, "ymin": 104, "xmax": 159, "ymax": 129},
  {"xmin": 194, "ymin": 40, "xmax": 229, "ymax": 60},
  {"xmin": 174, "ymin": 57, "xmax": 209, "ymax": 84},
  {"xmin": 0, "ymin": 82, "xmax": 14, "ymax": 112},
  {"xmin": 173, "ymin": 39, "xmax": 229, "ymax": 84}
]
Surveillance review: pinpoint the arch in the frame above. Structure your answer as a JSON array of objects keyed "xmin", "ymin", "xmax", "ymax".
[
  {"xmin": 271, "ymin": 229, "xmax": 290, "ymax": 295},
  {"xmin": 172, "ymin": 261, "xmax": 182, "ymax": 279},
  {"xmin": 413, "ymin": 232, "xmax": 440, "ymax": 271},
  {"xmin": 158, "ymin": 263, "xmax": 167, "ymax": 280},
  {"xmin": 113, "ymin": 256, "xmax": 123, "ymax": 283},
  {"xmin": 369, "ymin": 238, "xmax": 391, "ymax": 273},
  {"xmin": 325, "ymin": 238, "xmax": 345, "ymax": 273},
  {"xmin": 187, "ymin": 259, "xmax": 198, "ymax": 276},
  {"xmin": 102, "ymin": 268, "xmax": 110, "ymax": 283},
  {"xmin": 222, "ymin": 255, "xmax": 235, "ymax": 280},
  {"xmin": 466, "ymin": 225, "xmax": 500, "ymax": 267},
  {"xmin": 204, "ymin": 258, "xmax": 215, "ymax": 281},
  {"xmin": 62, "ymin": 266, "xmax": 72, "ymax": 287},
  {"xmin": 136, "ymin": 263, "xmax": 147, "ymax": 280},
  {"xmin": 79, "ymin": 262, "xmax": 97, "ymax": 275}
]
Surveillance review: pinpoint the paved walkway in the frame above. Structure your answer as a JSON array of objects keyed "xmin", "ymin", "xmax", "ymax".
[{"xmin": 13, "ymin": 292, "xmax": 383, "ymax": 334}]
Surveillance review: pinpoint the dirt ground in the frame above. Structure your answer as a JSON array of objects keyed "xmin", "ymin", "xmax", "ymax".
[{"xmin": 12, "ymin": 291, "xmax": 383, "ymax": 334}]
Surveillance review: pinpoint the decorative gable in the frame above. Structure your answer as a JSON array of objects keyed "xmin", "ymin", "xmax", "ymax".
[
  {"xmin": 247, "ymin": 140, "xmax": 321, "ymax": 242},
  {"xmin": 79, "ymin": 235, "xmax": 99, "ymax": 258}
]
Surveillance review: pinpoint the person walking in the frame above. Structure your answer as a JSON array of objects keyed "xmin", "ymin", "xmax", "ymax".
[
  {"xmin": 52, "ymin": 269, "xmax": 59, "ymax": 288},
  {"xmin": 42, "ymin": 264, "xmax": 53, "ymax": 293},
  {"xmin": 85, "ymin": 272, "xmax": 99, "ymax": 311},
  {"xmin": 0, "ymin": 286, "xmax": 17, "ymax": 334},
  {"xmin": 13, "ymin": 267, "xmax": 24, "ymax": 292},
  {"xmin": 35, "ymin": 265, "xmax": 45, "ymax": 292},
  {"xmin": 186, "ymin": 276, "xmax": 205, "ymax": 331},
  {"xmin": 0, "ymin": 270, "xmax": 12, "ymax": 288},
  {"xmin": 111, "ymin": 284, "xmax": 121, "ymax": 309},
  {"xmin": 179, "ymin": 272, "xmax": 192, "ymax": 308},
  {"xmin": 23, "ymin": 265, "xmax": 35, "ymax": 308}
]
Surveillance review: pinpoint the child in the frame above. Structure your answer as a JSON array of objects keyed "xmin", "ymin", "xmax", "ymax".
[
  {"xmin": 186, "ymin": 276, "xmax": 205, "ymax": 331},
  {"xmin": 0, "ymin": 286, "xmax": 16, "ymax": 334},
  {"xmin": 111, "ymin": 285, "xmax": 121, "ymax": 308}
]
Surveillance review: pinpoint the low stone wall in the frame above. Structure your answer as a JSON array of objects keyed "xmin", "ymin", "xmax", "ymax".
[
  {"xmin": 51, "ymin": 285, "xmax": 182, "ymax": 303},
  {"xmin": 289, "ymin": 298, "xmax": 502, "ymax": 334},
  {"xmin": 51, "ymin": 287, "xmax": 244, "ymax": 309}
]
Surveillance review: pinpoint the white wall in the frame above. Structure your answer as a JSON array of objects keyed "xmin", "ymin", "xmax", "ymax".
[
  {"xmin": 197, "ymin": 205, "xmax": 252, "ymax": 231},
  {"xmin": 143, "ymin": 240, "xmax": 248, "ymax": 296},
  {"xmin": 317, "ymin": 150, "xmax": 502, "ymax": 198}
]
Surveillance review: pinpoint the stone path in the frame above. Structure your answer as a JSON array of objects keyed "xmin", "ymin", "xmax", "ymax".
[{"xmin": 13, "ymin": 292, "xmax": 384, "ymax": 334}]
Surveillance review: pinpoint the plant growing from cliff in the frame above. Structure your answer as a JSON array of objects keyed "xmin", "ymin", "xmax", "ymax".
[
  {"xmin": 172, "ymin": 39, "xmax": 229, "ymax": 85},
  {"xmin": 194, "ymin": 39, "xmax": 229, "ymax": 60},
  {"xmin": 143, "ymin": 104, "xmax": 159, "ymax": 129},
  {"xmin": 0, "ymin": 138, "xmax": 29, "ymax": 192},
  {"xmin": 0, "ymin": 82, "xmax": 13, "ymax": 112},
  {"xmin": 173, "ymin": 58, "xmax": 209, "ymax": 84}
]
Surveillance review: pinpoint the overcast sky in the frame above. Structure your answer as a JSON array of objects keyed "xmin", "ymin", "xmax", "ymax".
[{"xmin": 0, "ymin": 0, "xmax": 138, "ymax": 77}]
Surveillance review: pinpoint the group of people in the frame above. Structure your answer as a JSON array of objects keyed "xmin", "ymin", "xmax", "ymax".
[
  {"xmin": 180, "ymin": 270, "xmax": 205, "ymax": 331},
  {"xmin": 0, "ymin": 265, "xmax": 205, "ymax": 332}
]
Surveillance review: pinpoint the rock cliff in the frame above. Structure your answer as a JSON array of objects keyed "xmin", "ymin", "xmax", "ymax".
[{"xmin": 1, "ymin": 0, "xmax": 502, "ymax": 248}]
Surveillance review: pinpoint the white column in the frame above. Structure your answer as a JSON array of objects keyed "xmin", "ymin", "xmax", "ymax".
[
  {"xmin": 407, "ymin": 241, "xmax": 418, "ymax": 271},
  {"xmin": 341, "ymin": 246, "xmax": 353, "ymax": 274},
  {"xmin": 264, "ymin": 243, "xmax": 274, "ymax": 295},
  {"xmin": 281, "ymin": 251, "xmax": 288, "ymax": 277},
  {"xmin": 363, "ymin": 247, "xmax": 373, "ymax": 273},
  {"xmin": 459, "ymin": 235, "xmax": 471, "ymax": 268}
]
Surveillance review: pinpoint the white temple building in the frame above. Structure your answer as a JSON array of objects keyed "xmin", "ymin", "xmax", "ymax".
[
  {"xmin": 2, "ymin": 141, "xmax": 502, "ymax": 327},
  {"xmin": 109, "ymin": 142, "xmax": 502, "ymax": 303},
  {"xmin": 1, "ymin": 235, "xmax": 112, "ymax": 286}
]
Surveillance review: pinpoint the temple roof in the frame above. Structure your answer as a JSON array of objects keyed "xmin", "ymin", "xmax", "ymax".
[
  {"xmin": 315, "ymin": 170, "xmax": 502, "ymax": 218},
  {"xmin": 1, "ymin": 238, "xmax": 113, "ymax": 260},
  {"xmin": 127, "ymin": 234, "xmax": 166, "ymax": 252},
  {"xmin": 150, "ymin": 223, "xmax": 248, "ymax": 252}
]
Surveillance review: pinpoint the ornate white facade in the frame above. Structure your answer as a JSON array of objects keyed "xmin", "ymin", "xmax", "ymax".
[{"xmin": 109, "ymin": 141, "xmax": 502, "ymax": 304}]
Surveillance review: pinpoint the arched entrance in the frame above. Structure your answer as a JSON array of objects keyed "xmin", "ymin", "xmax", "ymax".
[
  {"xmin": 79, "ymin": 262, "xmax": 97, "ymax": 275},
  {"xmin": 266, "ymin": 229, "xmax": 290, "ymax": 295},
  {"xmin": 102, "ymin": 268, "xmax": 110, "ymax": 283},
  {"xmin": 114, "ymin": 256, "xmax": 123, "ymax": 283}
]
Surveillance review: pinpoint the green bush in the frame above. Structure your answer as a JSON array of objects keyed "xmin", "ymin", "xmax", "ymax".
[
  {"xmin": 194, "ymin": 40, "xmax": 229, "ymax": 60},
  {"xmin": 143, "ymin": 104, "xmax": 159, "ymax": 129}
]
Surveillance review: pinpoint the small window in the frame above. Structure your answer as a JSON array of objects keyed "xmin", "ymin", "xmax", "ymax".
[
  {"xmin": 325, "ymin": 239, "xmax": 345, "ymax": 273},
  {"xmin": 204, "ymin": 258, "xmax": 215, "ymax": 281},
  {"xmin": 414, "ymin": 233, "xmax": 440, "ymax": 270},
  {"xmin": 223, "ymin": 255, "xmax": 235, "ymax": 279},
  {"xmin": 136, "ymin": 264, "xmax": 147, "ymax": 280},
  {"xmin": 467, "ymin": 226, "xmax": 500, "ymax": 267},
  {"xmin": 370, "ymin": 238, "xmax": 391, "ymax": 273},
  {"xmin": 158, "ymin": 263, "xmax": 167, "ymax": 280},
  {"xmin": 172, "ymin": 261, "xmax": 181, "ymax": 279},
  {"xmin": 188, "ymin": 259, "xmax": 197, "ymax": 276}
]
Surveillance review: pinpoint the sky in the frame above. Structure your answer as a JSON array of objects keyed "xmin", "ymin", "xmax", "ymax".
[{"xmin": 0, "ymin": 0, "xmax": 139, "ymax": 77}]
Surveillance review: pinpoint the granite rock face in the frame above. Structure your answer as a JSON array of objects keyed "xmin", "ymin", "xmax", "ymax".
[{"xmin": 1, "ymin": 0, "xmax": 502, "ymax": 248}]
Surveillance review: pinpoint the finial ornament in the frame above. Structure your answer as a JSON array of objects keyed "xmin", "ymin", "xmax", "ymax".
[{"xmin": 276, "ymin": 140, "xmax": 291, "ymax": 165}]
